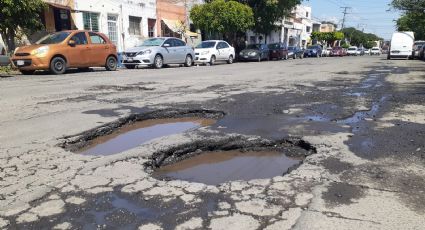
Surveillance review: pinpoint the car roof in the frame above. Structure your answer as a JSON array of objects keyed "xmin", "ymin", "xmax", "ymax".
[{"xmin": 203, "ymin": 40, "xmax": 225, "ymax": 42}]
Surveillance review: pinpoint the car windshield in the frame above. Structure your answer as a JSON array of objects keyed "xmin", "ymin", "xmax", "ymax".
[
  {"xmin": 348, "ymin": 48, "xmax": 357, "ymax": 50},
  {"xmin": 287, "ymin": 46, "xmax": 296, "ymax": 50},
  {"xmin": 268, "ymin": 43, "xmax": 281, "ymax": 49},
  {"xmin": 247, "ymin": 44, "xmax": 261, "ymax": 49},
  {"xmin": 140, "ymin": 38, "xmax": 165, "ymax": 46},
  {"xmin": 307, "ymin": 46, "xmax": 319, "ymax": 49},
  {"xmin": 36, "ymin": 32, "xmax": 71, "ymax": 45},
  {"xmin": 196, "ymin": 41, "xmax": 216, "ymax": 48},
  {"xmin": 372, "ymin": 48, "xmax": 379, "ymax": 50}
]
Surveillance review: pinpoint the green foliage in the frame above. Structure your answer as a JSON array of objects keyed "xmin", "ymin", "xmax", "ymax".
[
  {"xmin": 341, "ymin": 27, "xmax": 382, "ymax": 47},
  {"xmin": 341, "ymin": 43, "xmax": 350, "ymax": 49},
  {"xmin": 392, "ymin": 0, "xmax": 425, "ymax": 39},
  {"xmin": 311, "ymin": 31, "xmax": 344, "ymax": 44},
  {"xmin": 0, "ymin": 0, "xmax": 45, "ymax": 53},
  {"xmin": 190, "ymin": 0, "xmax": 254, "ymax": 38},
  {"xmin": 236, "ymin": 0, "xmax": 301, "ymax": 41}
]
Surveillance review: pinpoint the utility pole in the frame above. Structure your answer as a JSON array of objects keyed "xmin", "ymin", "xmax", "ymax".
[{"xmin": 340, "ymin": 7, "xmax": 351, "ymax": 29}]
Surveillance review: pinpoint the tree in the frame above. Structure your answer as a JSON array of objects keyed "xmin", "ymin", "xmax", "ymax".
[
  {"xmin": 392, "ymin": 0, "xmax": 425, "ymax": 40},
  {"xmin": 341, "ymin": 27, "xmax": 382, "ymax": 47},
  {"xmin": 0, "ymin": 0, "xmax": 45, "ymax": 53},
  {"xmin": 237, "ymin": 0, "xmax": 301, "ymax": 43},
  {"xmin": 190, "ymin": 0, "xmax": 254, "ymax": 44},
  {"xmin": 311, "ymin": 31, "xmax": 344, "ymax": 46}
]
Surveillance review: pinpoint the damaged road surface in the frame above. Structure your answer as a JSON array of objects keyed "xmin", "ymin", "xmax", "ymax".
[{"xmin": 0, "ymin": 56, "xmax": 424, "ymax": 229}]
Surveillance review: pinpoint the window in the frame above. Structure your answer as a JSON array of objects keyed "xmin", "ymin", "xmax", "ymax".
[
  {"xmin": 89, "ymin": 32, "xmax": 106, "ymax": 44},
  {"xmin": 83, "ymin": 12, "xmax": 99, "ymax": 32},
  {"xmin": 107, "ymin": 15, "xmax": 118, "ymax": 45},
  {"xmin": 219, "ymin": 42, "xmax": 230, "ymax": 48},
  {"xmin": 71, "ymin": 32, "xmax": 88, "ymax": 45},
  {"xmin": 163, "ymin": 39, "xmax": 173, "ymax": 47},
  {"xmin": 306, "ymin": 12, "xmax": 309, "ymax": 18},
  {"xmin": 148, "ymin": 18, "xmax": 156, "ymax": 38},
  {"xmin": 306, "ymin": 26, "xmax": 311, "ymax": 33},
  {"xmin": 129, "ymin": 16, "xmax": 142, "ymax": 35},
  {"xmin": 172, "ymin": 39, "xmax": 185, "ymax": 47}
]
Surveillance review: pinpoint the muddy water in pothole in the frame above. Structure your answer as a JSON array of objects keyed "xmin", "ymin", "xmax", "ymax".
[
  {"xmin": 153, "ymin": 150, "xmax": 301, "ymax": 185},
  {"xmin": 79, "ymin": 118, "xmax": 215, "ymax": 156}
]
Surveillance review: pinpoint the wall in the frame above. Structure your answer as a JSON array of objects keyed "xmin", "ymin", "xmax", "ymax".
[
  {"xmin": 156, "ymin": 0, "xmax": 186, "ymax": 37},
  {"xmin": 73, "ymin": 0, "xmax": 157, "ymax": 51}
]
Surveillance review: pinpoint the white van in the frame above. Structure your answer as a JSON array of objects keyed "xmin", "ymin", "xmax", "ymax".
[{"xmin": 388, "ymin": 31, "xmax": 414, "ymax": 59}]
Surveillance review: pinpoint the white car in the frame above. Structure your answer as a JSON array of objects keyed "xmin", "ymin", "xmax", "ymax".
[
  {"xmin": 347, "ymin": 46, "xmax": 359, "ymax": 56},
  {"xmin": 370, "ymin": 47, "xmax": 381, "ymax": 55},
  {"xmin": 322, "ymin": 47, "xmax": 332, "ymax": 57},
  {"xmin": 194, "ymin": 40, "xmax": 235, "ymax": 65}
]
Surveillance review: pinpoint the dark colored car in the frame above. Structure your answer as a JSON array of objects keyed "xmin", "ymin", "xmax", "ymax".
[
  {"xmin": 304, "ymin": 45, "xmax": 322, "ymax": 58},
  {"xmin": 330, "ymin": 47, "xmax": 346, "ymax": 57},
  {"xmin": 268, "ymin": 43, "xmax": 289, "ymax": 60},
  {"xmin": 239, "ymin": 44, "xmax": 270, "ymax": 62},
  {"xmin": 287, "ymin": 46, "xmax": 304, "ymax": 59},
  {"xmin": 412, "ymin": 41, "xmax": 425, "ymax": 59}
]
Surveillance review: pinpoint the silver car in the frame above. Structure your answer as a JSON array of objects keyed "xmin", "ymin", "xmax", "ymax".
[{"xmin": 122, "ymin": 37, "xmax": 195, "ymax": 69}]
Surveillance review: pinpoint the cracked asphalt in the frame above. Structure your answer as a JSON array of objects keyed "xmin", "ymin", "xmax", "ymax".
[{"xmin": 0, "ymin": 56, "xmax": 424, "ymax": 229}]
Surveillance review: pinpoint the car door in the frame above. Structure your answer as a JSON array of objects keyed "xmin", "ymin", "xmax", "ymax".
[
  {"xmin": 172, "ymin": 39, "xmax": 187, "ymax": 63},
  {"xmin": 88, "ymin": 32, "xmax": 110, "ymax": 66},
  {"xmin": 218, "ymin": 42, "xmax": 230, "ymax": 60},
  {"xmin": 65, "ymin": 32, "xmax": 89, "ymax": 67},
  {"xmin": 261, "ymin": 44, "xmax": 269, "ymax": 59},
  {"xmin": 161, "ymin": 39, "xmax": 175, "ymax": 64}
]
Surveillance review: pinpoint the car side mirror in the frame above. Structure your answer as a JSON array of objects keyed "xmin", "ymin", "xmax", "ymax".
[
  {"xmin": 68, "ymin": 40, "xmax": 76, "ymax": 47},
  {"xmin": 163, "ymin": 43, "xmax": 170, "ymax": 48}
]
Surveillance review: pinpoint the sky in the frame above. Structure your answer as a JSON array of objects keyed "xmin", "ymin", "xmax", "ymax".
[{"xmin": 304, "ymin": 0, "xmax": 401, "ymax": 39}]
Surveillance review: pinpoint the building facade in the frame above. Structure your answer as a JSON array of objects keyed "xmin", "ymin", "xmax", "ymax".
[
  {"xmin": 72, "ymin": 0, "xmax": 157, "ymax": 52},
  {"xmin": 246, "ymin": 5, "xmax": 313, "ymax": 48}
]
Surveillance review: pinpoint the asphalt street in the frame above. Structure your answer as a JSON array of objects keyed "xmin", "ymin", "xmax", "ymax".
[{"xmin": 0, "ymin": 56, "xmax": 424, "ymax": 229}]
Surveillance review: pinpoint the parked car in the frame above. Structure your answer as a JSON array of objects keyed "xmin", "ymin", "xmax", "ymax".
[
  {"xmin": 370, "ymin": 47, "xmax": 381, "ymax": 55},
  {"xmin": 194, "ymin": 40, "xmax": 235, "ymax": 65},
  {"xmin": 11, "ymin": 30, "xmax": 117, "ymax": 75},
  {"xmin": 388, "ymin": 31, "xmax": 414, "ymax": 59},
  {"xmin": 267, "ymin": 43, "xmax": 289, "ymax": 60},
  {"xmin": 330, "ymin": 47, "xmax": 346, "ymax": 57},
  {"xmin": 239, "ymin": 44, "xmax": 270, "ymax": 62},
  {"xmin": 122, "ymin": 37, "xmax": 195, "ymax": 69},
  {"xmin": 322, "ymin": 47, "xmax": 332, "ymax": 57},
  {"xmin": 0, "ymin": 43, "xmax": 9, "ymax": 67},
  {"xmin": 304, "ymin": 45, "xmax": 322, "ymax": 58},
  {"xmin": 287, "ymin": 46, "xmax": 304, "ymax": 59},
  {"xmin": 363, "ymin": 48, "xmax": 370, "ymax": 55},
  {"xmin": 357, "ymin": 48, "xmax": 366, "ymax": 56},
  {"xmin": 347, "ymin": 46, "xmax": 359, "ymax": 56},
  {"xmin": 412, "ymin": 41, "xmax": 425, "ymax": 59}
]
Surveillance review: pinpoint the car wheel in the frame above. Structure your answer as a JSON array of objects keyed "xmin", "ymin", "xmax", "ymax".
[
  {"xmin": 20, "ymin": 70, "xmax": 35, "ymax": 75},
  {"xmin": 184, "ymin": 55, "xmax": 193, "ymax": 67},
  {"xmin": 105, "ymin": 56, "xmax": 117, "ymax": 71},
  {"xmin": 153, "ymin": 54, "xmax": 163, "ymax": 69},
  {"xmin": 209, "ymin": 55, "xmax": 216, "ymax": 66},
  {"xmin": 124, "ymin": 65, "xmax": 136, "ymax": 69},
  {"xmin": 227, "ymin": 55, "xmax": 234, "ymax": 64},
  {"xmin": 293, "ymin": 54, "xmax": 296, "ymax": 59},
  {"xmin": 50, "ymin": 56, "xmax": 66, "ymax": 75}
]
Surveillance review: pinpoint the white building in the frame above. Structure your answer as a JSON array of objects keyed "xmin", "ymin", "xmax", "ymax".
[
  {"xmin": 246, "ymin": 5, "xmax": 313, "ymax": 48},
  {"xmin": 73, "ymin": 0, "xmax": 157, "ymax": 52}
]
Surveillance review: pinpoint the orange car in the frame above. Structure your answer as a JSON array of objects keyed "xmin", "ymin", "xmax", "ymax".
[{"xmin": 11, "ymin": 30, "xmax": 118, "ymax": 75}]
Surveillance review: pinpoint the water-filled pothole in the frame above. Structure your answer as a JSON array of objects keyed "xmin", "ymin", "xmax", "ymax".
[
  {"xmin": 60, "ymin": 109, "xmax": 225, "ymax": 155},
  {"xmin": 153, "ymin": 150, "xmax": 301, "ymax": 185},
  {"xmin": 78, "ymin": 117, "xmax": 215, "ymax": 155}
]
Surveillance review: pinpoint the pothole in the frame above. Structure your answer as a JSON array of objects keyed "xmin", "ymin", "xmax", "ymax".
[
  {"xmin": 152, "ymin": 149, "xmax": 301, "ymax": 185},
  {"xmin": 60, "ymin": 109, "xmax": 224, "ymax": 155},
  {"xmin": 147, "ymin": 136, "xmax": 316, "ymax": 185}
]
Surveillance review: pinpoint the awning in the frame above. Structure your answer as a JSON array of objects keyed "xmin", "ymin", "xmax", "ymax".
[
  {"xmin": 46, "ymin": 2, "xmax": 72, "ymax": 10},
  {"xmin": 162, "ymin": 19, "xmax": 184, "ymax": 33},
  {"xmin": 162, "ymin": 19, "xmax": 198, "ymax": 37}
]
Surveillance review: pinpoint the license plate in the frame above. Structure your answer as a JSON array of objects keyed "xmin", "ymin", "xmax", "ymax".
[
  {"xmin": 244, "ymin": 56, "xmax": 248, "ymax": 58},
  {"xmin": 17, "ymin": 60, "xmax": 25, "ymax": 66},
  {"xmin": 128, "ymin": 58, "xmax": 133, "ymax": 61}
]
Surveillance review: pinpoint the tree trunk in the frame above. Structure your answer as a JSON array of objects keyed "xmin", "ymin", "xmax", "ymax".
[{"xmin": 1, "ymin": 29, "xmax": 16, "ymax": 55}]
